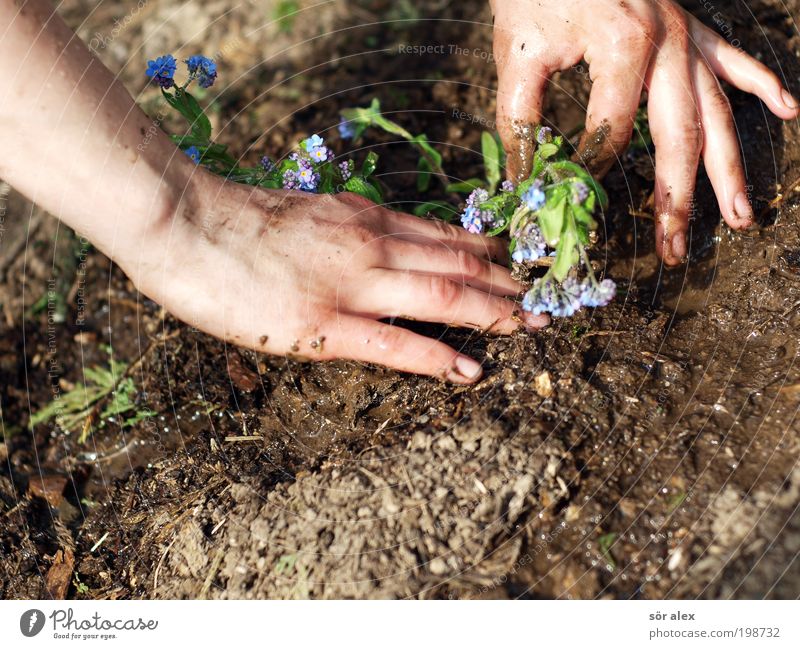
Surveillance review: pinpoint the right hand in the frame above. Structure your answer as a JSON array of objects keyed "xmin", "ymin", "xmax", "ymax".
[
  {"xmin": 125, "ymin": 171, "xmax": 548, "ymax": 383},
  {"xmin": 491, "ymin": 0, "xmax": 799, "ymax": 265}
]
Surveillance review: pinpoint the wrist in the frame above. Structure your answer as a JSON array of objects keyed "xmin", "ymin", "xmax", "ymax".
[{"xmin": 111, "ymin": 157, "xmax": 218, "ymax": 292}]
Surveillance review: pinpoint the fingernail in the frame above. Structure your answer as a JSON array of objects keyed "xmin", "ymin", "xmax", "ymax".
[
  {"xmin": 671, "ymin": 231, "xmax": 687, "ymax": 261},
  {"xmin": 452, "ymin": 356, "xmax": 483, "ymax": 382},
  {"xmin": 782, "ymin": 88, "xmax": 799, "ymax": 110},
  {"xmin": 522, "ymin": 311, "xmax": 550, "ymax": 330},
  {"xmin": 734, "ymin": 191, "xmax": 754, "ymax": 223}
]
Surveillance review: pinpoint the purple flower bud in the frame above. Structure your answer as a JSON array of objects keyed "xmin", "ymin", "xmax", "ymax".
[
  {"xmin": 573, "ymin": 181, "xmax": 590, "ymax": 204},
  {"xmin": 339, "ymin": 160, "xmax": 352, "ymax": 181},
  {"xmin": 260, "ymin": 156, "xmax": 275, "ymax": 172},
  {"xmin": 338, "ymin": 119, "xmax": 356, "ymax": 140},
  {"xmin": 466, "ymin": 188, "xmax": 490, "ymax": 208},
  {"xmin": 536, "ymin": 127, "xmax": 553, "ymax": 145},
  {"xmin": 282, "ymin": 169, "xmax": 298, "ymax": 190},
  {"xmin": 500, "ymin": 180, "xmax": 515, "ymax": 193}
]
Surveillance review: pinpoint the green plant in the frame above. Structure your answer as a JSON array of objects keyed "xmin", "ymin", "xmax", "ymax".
[
  {"xmin": 148, "ymin": 54, "xmax": 383, "ymax": 203},
  {"xmin": 29, "ymin": 353, "xmax": 154, "ymax": 443},
  {"xmin": 273, "ymin": 0, "xmax": 300, "ymax": 33},
  {"xmin": 598, "ymin": 532, "xmax": 617, "ymax": 569},
  {"xmin": 339, "ymin": 97, "xmax": 447, "ymax": 194}
]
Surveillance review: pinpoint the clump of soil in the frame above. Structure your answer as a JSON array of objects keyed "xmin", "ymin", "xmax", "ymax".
[{"xmin": 2, "ymin": 0, "xmax": 800, "ymax": 599}]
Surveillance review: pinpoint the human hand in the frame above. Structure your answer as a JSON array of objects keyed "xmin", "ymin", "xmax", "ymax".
[
  {"xmin": 127, "ymin": 171, "xmax": 548, "ymax": 384},
  {"xmin": 491, "ymin": 0, "xmax": 799, "ymax": 264}
]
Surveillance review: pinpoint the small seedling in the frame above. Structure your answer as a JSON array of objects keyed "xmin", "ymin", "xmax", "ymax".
[
  {"xmin": 29, "ymin": 352, "xmax": 154, "ymax": 443},
  {"xmin": 339, "ymin": 97, "xmax": 447, "ymax": 194},
  {"xmin": 598, "ymin": 532, "xmax": 617, "ymax": 570},
  {"xmin": 273, "ymin": 0, "xmax": 300, "ymax": 33},
  {"xmin": 73, "ymin": 572, "xmax": 90, "ymax": 596},
  {"xmin": 457, "ymin": 127, "xmax": 616, "ymax": 318}
]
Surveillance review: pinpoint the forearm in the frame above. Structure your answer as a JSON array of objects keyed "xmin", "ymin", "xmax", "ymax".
[{"xmin": 0, "ymin": 0, "xmax": 194, "ymax": 267}]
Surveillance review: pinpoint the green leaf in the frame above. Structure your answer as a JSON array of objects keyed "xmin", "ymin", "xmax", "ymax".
[
  {"xmin": 537, "ymin": 142, "xmax": 559, "ymax": 160},
  {"xmin": 163, "ymin": 89, "xmax": 212, "ymax": 141},
  {"xmin": 550, "ymin": 161, "xmax": 608, "ymax": 208},
  {"xmin": 417, "ymin": 157, "xmax": 432, "ymax": 192},
  {"xmin": 274, "ymin": 0, "xmax": 300, "ymax": 33},
  {"xmin": 411, "ymin": 135, "xmax": 442, "ymax": 166},
  {"xmin": 537, "ymin": 195, "xmax": 567, "ymax": 246},
  {"xmin": 344, "ymin": 176, "xmax": 383, "ymax": 204},
  {"xmin": 361, "ymin": 151, "xmax": 379, "ymax": 178},
  {"xmin": 481, "ymin": 131, "xmax": 501, "ymax": 193},
  {"xmin": 445, "ymin": 178, "xmax": 485, "ymax": 194},
  {"xmin": 552, "ymin": 228, "xmax": 578, "ymax": 282},
  {"xmin": 572, "ymin": 203, "xmax": 598, "ymax": 233},
  {"xmin": 412, "ymin": 201, "xmax": 458, "ymax": 221}
]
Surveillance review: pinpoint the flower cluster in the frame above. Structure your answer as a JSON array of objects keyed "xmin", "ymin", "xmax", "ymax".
[
  {"xmin": 453, "ymin": 123, "xmax": 616, "ymax": 318},
  {"xmin": 278, "ymin": 135, "xmax": 336, "ymax": 192},
  {"xmin": 522, "ymin": 276, "xmax": 616, "ymax": 317},
  {"xmin": 460, "ymin": 188, "xmax": 498, "ymax": 234},
  {"xmin": 146, "ymin": 53, "xmax": 217, "ymax": 90},
  {"xmin": 186, "ymin": 55, "xmax": 217, "ymax": 88},
  {"xmin": 145, "ymin": 54, "xmax": 177, "ymax": 88},
  {"xmin": 511, "ymin": 222, "xmax": 547, "ymax": 263},
  {"xmin": 148, "ymin": 54, "xmax": 382, "ymax": 206}
]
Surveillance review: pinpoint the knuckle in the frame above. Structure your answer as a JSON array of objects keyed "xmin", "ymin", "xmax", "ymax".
[
  {"xmin": 707, "ymin": 86, "xmax": 733, "ymax": 117},
  {"xmin": 662, "ymin": 6, "xmax": 689, "ymax": 35},
  {"xmin": 374, "ymin": 325, "xmax": 408, "ymax": 352},
  {"xmin": 657, "ymin": 119, "xmax": 703, "ymax": 153},
  {"xmin": 455, "ymin": 249, "xmax": 484, "ymax": 279},
  {"xmin": 348, "ymin": 223, "xmax": 380, "ymax": 245},
  {"xmin": 428, "ymin": 275, "xmax": 462, "ymax": 310},
  {"xmin": 683, "ymin": 121, "xmax": 704, "ymax": 152},
  {"xmin": 613, "ymin": 16, "xmax": 657, "ymax": 48},
  {"xmin": 431, "ymin": 218, "xmax": 459, "ymax": 241}
]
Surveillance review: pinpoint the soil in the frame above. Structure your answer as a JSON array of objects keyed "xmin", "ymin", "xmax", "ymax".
[{"xmin": 2, "ymin": 0, "xmax": 800, "ymax": 599}]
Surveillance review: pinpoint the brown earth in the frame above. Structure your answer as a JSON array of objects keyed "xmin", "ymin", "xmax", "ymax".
[{"xmin": 2, "ymin": 0, "xmax": 800, "ymax": 599}]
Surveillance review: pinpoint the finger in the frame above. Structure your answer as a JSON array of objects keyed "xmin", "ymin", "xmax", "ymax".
[
  {"xmin": 494, "ymin": 34, "xmax": 553, "ymax": 183},
  {"xmin": 647, "ymin": 32, "xmax": 703, "ymax": 266},
  {"xmin": 385, "ymin": 210, "xmax": 511, "ymax": 264},
  {"xmin": 381, "ymin": 239, "xmax": 522, "ymax": 297},
  {"xmin": 336, "ymin": 191, "xmax": 511, "ymax": 264},
  {"xmin": 325, "ymin": 315, "xmax": 484, "ymax": 384},
  {"xmin": 352, "ymin": 269, "xmax": 548, "ymax": 333},
  {"xmin": 692, "ymin": 57, "xmax": 753, "ymax": 229},
  {"xmin": 691, "ymin": 20, "xmax": 799, "ymax": 119},
  {"xmin": 578, "ymin": 21, "xmax": 653, "ymax": 176}
]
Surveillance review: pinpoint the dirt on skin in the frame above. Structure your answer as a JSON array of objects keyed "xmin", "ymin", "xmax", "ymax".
[{"xmin": 2, "ymin": 0, "xmax": 800, "ymax": 599}]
